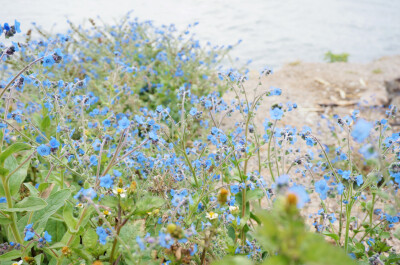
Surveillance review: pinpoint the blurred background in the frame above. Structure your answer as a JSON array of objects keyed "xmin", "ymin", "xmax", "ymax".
[{"xmin": 1, "ymin": 0, "xmax": 399, "ymax": 69}]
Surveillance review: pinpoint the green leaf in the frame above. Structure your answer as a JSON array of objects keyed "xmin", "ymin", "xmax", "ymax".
[
  {"xmin": 31, "ymin": 189, "xmax": 71, "ymax": 232},
  {"xmin": 82, "ymin": 228, "xmax": 98, "ymax": 249},
  {"xmin": 323, "ymin": 232, "xmax": 339, "ymax": 242},
  {"xmin": 5, "ymin": 155, "xmax": 31, "ymax": 196},
  {"xmin": 41, "ymin": 116, "xmax": 51, "ymax": 132},
  {"xmin": 0, "ymin": 196, "xmax": 47, "ymax": 212},
  {"xmin": 38, "ymin": 183, "xmax": 51, "ymax": 192},
  {"xmin": 211, "ymin": 256, "xmax": 253, "ymax": 265},
  {"xmin": 63, "ymin": 203, "xmax": 78, "ymax": 233},
  {"xmin": 71, "ymin": 248, "xmax": 93, "ymax": 263},
  {"xmin": 45, "ymin": 219, "xmax": 67, "ymax": 243},
  {"xmin": 250, "ymin": 212, "xmax": 261, "ymax": 224},
  {"xmin": 135, "ymin": 196, "xmax": 164, "ymax": 215},
  {"xmin": 0, "ymin": 143, "xmax": 31, "ymax": 164},
  {"xmin": 302, "ymin": 233, "xmax": 356, "ymax": 265},
  {"xmin": 24, "ymin": 183, "xmax": 39, "ymax": 196},
  {"xmin": 0, "ymin": 250, "xmax": 21, "ymax": 261},
  {"xmin": 34, "ymin": 253, "xmax": 44, "ymax": 265},
  {"xmin": 0, "ymin": 167, "xmax": 9, "ymax": 176},
  {"xmin": 246, "ymin": 189, "xmax": 265, "ymax": 202},
  {"xmin": 0, "ymin": 216, "xmax": 12, "ymax": 225}
]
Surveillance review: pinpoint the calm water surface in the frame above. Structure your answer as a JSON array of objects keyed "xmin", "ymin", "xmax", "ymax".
[{"xmin": 1, "ymin": 0, "xmax": 399, "ymax": 68}]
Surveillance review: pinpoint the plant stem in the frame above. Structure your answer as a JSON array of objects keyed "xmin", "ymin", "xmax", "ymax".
[
  {"xmin": 344, "ymin": 184, "xmax": 353, "ymax": 253},
  {"xmin": 1, "ymin": 175, "xmax": 23, "ymax": 243}
]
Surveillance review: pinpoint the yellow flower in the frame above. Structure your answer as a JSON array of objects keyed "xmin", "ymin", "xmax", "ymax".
[
  {"xmin": 103, "ymin": 210, "xmax": 111, "ymax": 216},
  {"xmin": 206, "ymin": 211, "xmax": 219, "ymax": 220},
  {"xmin": 217, "ymin": 188, "xmax": 229, "ymax": 204}
]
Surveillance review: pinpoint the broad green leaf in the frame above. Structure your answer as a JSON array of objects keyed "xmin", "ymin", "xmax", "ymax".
[
  {"xmin": 31, "ymin": 189, "xmax": 71, "ymax": 232},
  {"xmin": 302, "ymin": 233, "xmax": 356, "ymax": 265},
  {"xmin": 34, "ymin": 253, "xmax": 44, "ymax": 265},
  {"xmin": 120, "ymin": 220, "xmax": 145, "ymax": 247},
  {"xmin": 0, "ymin": 216, "xmax": 12, "ymax": 225},
  {"xmin": 71, "ymin": 248, "xmax": 93, "ymax": 263},
  {"xmin": 45, "ymin": 219, "xmax": 67, "ymax": 243},
  {"xmin": 0, "ymin": 143, "xmax": 31, "ymax": 164},
  {"xmin": 82, "ymin": 228, "xmax": 98, "ymax": 249},
  {"xmin": 63, "ymin": 203, "xmax": 78, "ymax": 233},
  {"xmin": 38, "ymin": 183, "xmax": 51, "ymax": 192},
  {"xmin": 41, "ymin": 115, "xmax": 51, "ymax": 133},
  {"xmin": 0, "ymin": 250, "xmax": 21, "ymax": 261},
  {"xmin": 246, "ymin": 189, "xmax": 265, "ymax": 202},
  {"xmin": 5, "ymin": 155, "xmax": 31, "ymax": 196},
  {"xmin": 135, "ymin": 196, "xmax": 164, "ymax": 215},
  {"xmin": 0, "ymin": 196, "xmax": 47, "ymax": 212}
]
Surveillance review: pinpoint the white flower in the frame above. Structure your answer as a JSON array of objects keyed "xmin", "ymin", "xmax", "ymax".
[
  {"xmin": 12, "ymin": 261, "xmax": 23, "ymax": 265},
  {"xmin": 206, "ymin": 211, "xmax": 219, "ymax": 220},
  {"xmin": 229, "ymin": 205, "xmax": 239, "ymax": 214},
  {"xmin": 113, "ymin": 187, "xmax": 127, "ymax": 198}
]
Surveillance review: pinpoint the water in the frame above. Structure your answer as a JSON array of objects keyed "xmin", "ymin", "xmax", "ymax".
[{"xmin": 1, "ymin": 0, "xmax": 400, "ymax": 69}]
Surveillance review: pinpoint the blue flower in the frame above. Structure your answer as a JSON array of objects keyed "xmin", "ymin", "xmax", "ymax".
[
  {"xmin": 37, "ymin": 144, "xmax": 51, "ymax": 156},
  {"xmin": 136, "ymin": 236, "xmax": 145, "ymax": 250},
  {"xmin": 288, "ymin": 185, "xmax": 309, "ymax": 208},
  {"xmin": 189, "ymin": 107, "xmax": 197, "ymax": 116},
  {"xmin": 14, "ymin": 20, "xmax": 21, "ymax": 33},
  {"xmin": 190, "ymin": 244, "xmax": 198, "ymax": 256},
  {"xmin": 149, "ymin": 131, "xmax": 159, "ymax": 141},
  {"xmin": 315, "ymin": 179, "xmax": 329, "ymax": 200},
  {"xmin": 3, "ymin": 23, "xmax": 10, "ymax": 31},
  {"xmin": 100, "ymin": 174, "xmax": 113, "ymax": 189},
  {"xmin": 276, "ymin": 174, "xmax": 289, "ymax": 186},
  {"xmin": 96, "ymin": 226, "xmax": 109, "ymax": 245},
  {"xmin": 102, "ymin": 119, "xmax": 111, "ymax": 128},
  {"xmin": 42, "ymin": 55, "xmax": 55, "ymax": 67},
  {"xmin": 74, "ymin": 188, "xmax": 97, "ymax": 201},
  {"xmin": 88, "ymin": 155, "xmax": 97, "ymax": 166},
  {"xmin": 0, "ymin": 197, "xmax": 6, "ymax": 203},
  {"xmin": 118, "ymin": 117, "xmax": 130, "ymax": 130},
  {"xmin": 359, "ymin": 144, "xmax": 377, "ymax": 159},
  {"xmin": 43, "ymin": 231, "xmax": 52, "ymax": 243},
  {"xmin": 337, "ymin": 183, "xmax": 345, "ymax": 195},
  {"xmin": 24, "ymin": 224, "xmax": 35, "ymax": 241},
  {"xmin": 356, "ymin": 175, "xmax": 363, "ymax": 186},
  {"xmin": 305, "ymin": 136, "xmax": 315, "ymax": 146},
  {"xmin": 339, "ymin": 169, "xmax": 351, "ymax": 180},
  {"xmin": 351, "ymin": 119, "xmax": 373, "ymax": 143},
  {"xmin": 230, "ymin": 184, "xmax": 240, "ymax": 194},
  {"xmin": 159, "ymin": 231, "xmax": 174, "ymax": 248},
  {"xmin": 49, "ymin": 137, "xmax": 60, "ymax": 149},
  {"xmin": 270, "ymin": 86, "xmax": 282, "ymax": 96},
  {"xmin": 270, "ymin": 107, "xmax": 283, "ymax": 120}
]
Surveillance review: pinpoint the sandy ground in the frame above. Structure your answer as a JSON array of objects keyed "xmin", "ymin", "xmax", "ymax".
[
  {"xmin": 219, "ymin": 56, "xmax": 400, "ymax": 246},
  {"xmin": 222, "ymin": 55, "xmax": 400, "ymax": 136}
]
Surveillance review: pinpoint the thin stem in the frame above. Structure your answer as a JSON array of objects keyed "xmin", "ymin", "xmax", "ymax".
[
  {"xmin": 1, "ymin": 175, "xmax": 23, "ymax": 243},
  {"xmin": 0, "ymin": 56, "xmax": 44, "ymax": 99}
]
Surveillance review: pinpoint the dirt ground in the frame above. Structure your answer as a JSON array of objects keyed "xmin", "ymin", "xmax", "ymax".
[
  {"xmin": 222, "ymin": 55, "xmax": 400, "ymax": 136},
  {"xmin": 220, "ymin": 56, "xmax": 400, "ymax": 246}
]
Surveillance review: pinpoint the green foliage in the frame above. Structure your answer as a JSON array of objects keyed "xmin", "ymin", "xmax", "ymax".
[{"xmin": 324, "ymin": 51, "xmax": 349, "ymax": 62}]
